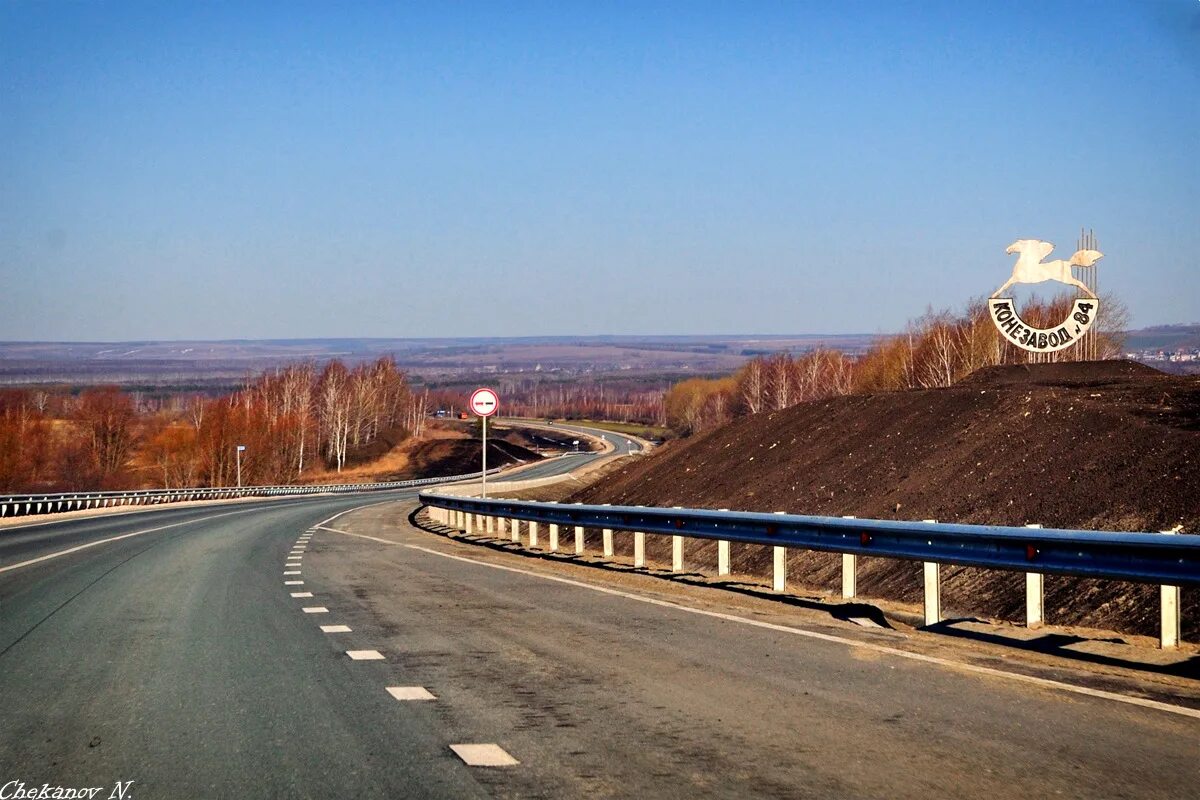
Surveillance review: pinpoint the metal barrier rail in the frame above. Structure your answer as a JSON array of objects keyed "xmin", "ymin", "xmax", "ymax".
[
  {"xmin": 419, "ymin": 492, "xmax": 1197, "ymax": 647},
  {"xmin": 0, "ymin": 467, "xmax": 503, "ymax": 520}
]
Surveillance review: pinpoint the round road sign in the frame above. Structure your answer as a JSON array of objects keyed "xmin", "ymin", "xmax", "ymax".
[{"xmin": 469, "ymin": 387, "xmax": 499, "ymax": 418}]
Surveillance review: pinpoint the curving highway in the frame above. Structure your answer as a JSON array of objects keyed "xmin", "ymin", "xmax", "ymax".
[{"xmin": 1, "ymin": 428, "xmax": 1197, "ymax": 799}]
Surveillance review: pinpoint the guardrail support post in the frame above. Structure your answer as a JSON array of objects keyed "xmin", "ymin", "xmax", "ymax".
[
  {"xmin": 634, "ymin": 532, "xmax": 646, "ymax": 568},
  {"xmin": 771, "ymin": 511, "xmax": 787, "ymax": 591},
  {"xmin": 465, "ymin": 513, "xmax": 474, "ymax": 535},
  {"xmin": 1024, "ymin": 524, "xmax": 1044, "ymax": 628},
  {"xmin": 549, "ymin": 523, "xmax": 559, "ymax": 552},
  {"xmin": 841, "ymin": 516, "xmax": 857, "ymax": 598},
  {"xmin": 923, "ymin": 562, "xmax": 941, "ymax": 626},
  {"xmin": 529, "ymin": 521, "xmax": 539, "ymax": 548},
  {"xmin": 922, "ymin": 520, "xmax": 940, "ymax": 626},
  {"xmin": 486, "ymin": 515, "xmax": 495, "ymax": 534},
  {"xmin": 602, "ymin": 528, "xmax": 614, "ymax": 557},
  {"xmin": 1162, "ymin": 529, "xmax": 1181, "ymax": 649},
  {"xmin": 510, "ymin": 518, "xmax": 520, "ymax": 543},
  {"xmin": 574, "ymin": 525, "xmax": 585, "ymax": 555},
  {"xmin": 717, "ymin": 509, "xmax": 731, "ymax": 576},
  {"xmin": 671, "ymin": 507, "xmax": 685, "ymax": 571}
]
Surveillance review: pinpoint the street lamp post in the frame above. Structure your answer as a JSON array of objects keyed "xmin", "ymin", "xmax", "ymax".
[{"xmin": 236, "ymin": 444, "xmax": 246, "ymax": 489}]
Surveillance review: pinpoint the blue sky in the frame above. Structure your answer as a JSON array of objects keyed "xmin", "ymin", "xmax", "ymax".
[{"xmin": 2, "ymin": 1, "xmax": 1197, "ymax": 340}]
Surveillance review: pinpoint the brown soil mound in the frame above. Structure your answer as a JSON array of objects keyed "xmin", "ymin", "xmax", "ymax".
[
  {"xmin": 572, "ymin": 361, "xmax": 1200, "ymax": 638},
  {"xmin": 960, "ymin": 359, "xmax": 1162, "ymax": 387},
  {"xmin": 390, "ymin": 438, "xmax": 538, "ymax": 480}
]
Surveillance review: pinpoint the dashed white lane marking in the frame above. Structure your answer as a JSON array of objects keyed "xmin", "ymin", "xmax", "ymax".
[
  {"xmin": 449, "ymin": 744, "xmax": 519, "ymax": 767},
  {"xmin": 286, "ymin": 560, "xmax": 301, "ymax": 565},
  {"xmin": 387, "ymin": 686, "xmax": 436, "ymax": 701},
  {"xmin": 0, "ymin": 507, "xmax": 273, "ymax": 575},
  {"xmin": 285, "ymin": 580, "xmax": 304, "ymax": 585},
  {"xmin": 346, "ymin": 650, "xmax": 385, "ymax": 660},
  {"xmin": 302, "ymin": 607, "xmax": 328, "ymax": 614},
  {"xmin": 320, "ymin": 625, "xmax": 352, "ymax": 633},
  {"xmin": 290, "ymin": 592, "xmax": 314, "ymax": 598},
  {"xmin": 321, "ymin": 524, "xmax": 1200, "ymax": 722},
  {"xmin": 284, "ymin": 570, "xmax": 301, "ymax": 575}
]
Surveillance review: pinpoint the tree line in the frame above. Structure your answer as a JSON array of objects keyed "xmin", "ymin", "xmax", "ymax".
[
  {"xmin": 663, "ymin": 293, "xmax": 1129, "ymax": 436},
  {"xmin": 0, "ymin": 357, "xmax": 429, "ymax": 493}
]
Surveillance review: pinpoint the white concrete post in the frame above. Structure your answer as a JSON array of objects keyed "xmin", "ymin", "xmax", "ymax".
[
  {"xmin": 600, "ymin": 503, "xmax": 614, "ymax": 557},
  {"xmin": 634, "ymin": 532, "xmax": 646, "ymax": 568},
  {"xmin": 773, "ymin": 546, "xmax": 787, "ymax": 592},
  {"xmin": 465, "ymin": 513, "xmax": 474, "ymax": 535},
  {"xmin": 922, "ymin": 520, "xmax": 940, "ymax": 626},
  {"xmin": 670, "ymin": 506, "xmax": 686, "ymax": 572},
  {"xmin": 771, "ymin": 511, "xmax": 787, "ymax": 591},
  {"xmin": 841, "ymin": 516, "xmax": 857, "ymax": 599},
  {"xmin": 529, "ymin": 521, "xmax": 539, "ymax": 548},
  {"xmin": 486, "ymin": 515, "xmax": 495, "ymax": 534},
  {"xmin": 574, "ymin": 525, "xmax": 585, "ymax": 555},
  {"xmin": 549, "ymin": 523, "xmax": 559, "ymax": 552},
  {"xmin": 510, "ymin": 518, "xmax": 520, "ymax": 543},
  {"xmin": 1161, "ymin": 529, "xmax": 1181, "ymax": 649},
  {"xmin": 1025, "ymin": 524, "xmax": 1044, "ymax": 629},
  {"xmin": 495, "ymin": 516, "xmax": 506, "ymax": 538},
  {"xmin": 717, "ymin": 509, "xmax": 731, "ymax": 576}
]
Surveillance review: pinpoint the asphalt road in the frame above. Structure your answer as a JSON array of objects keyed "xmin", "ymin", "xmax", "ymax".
[
  {"xmin": 489, "ymin": 420, "xmax": 641, "ymax": 482},
  {"xmin": 2, "ymin": 434, "xmax": 1197, "ymax": 798}
]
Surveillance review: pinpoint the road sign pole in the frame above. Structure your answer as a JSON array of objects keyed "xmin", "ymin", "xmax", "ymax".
[{"xmin": 469, "ymin": 387, "xmax": 499, "ymax": 499}]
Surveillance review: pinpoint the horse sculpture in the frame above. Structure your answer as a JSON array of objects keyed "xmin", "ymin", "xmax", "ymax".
[{"xmin": 993, "ymin": 239, "xmax": 1102, "ymax": 298}]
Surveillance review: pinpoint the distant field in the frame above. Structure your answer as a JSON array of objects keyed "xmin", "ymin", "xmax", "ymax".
[{"xmin": 0, "ymin": 334, "xmax": 877, "ymax": 388}]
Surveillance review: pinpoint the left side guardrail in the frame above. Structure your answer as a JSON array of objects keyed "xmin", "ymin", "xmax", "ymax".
[
  {"xmin": 419, "ymin": 491, "xmax": 1199, "ymax": 648},
  {"xmin": 0, "ymin": 467, "xmax": 503, "ymax": 521}
]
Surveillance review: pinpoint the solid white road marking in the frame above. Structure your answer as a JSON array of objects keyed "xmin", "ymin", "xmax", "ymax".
[
  {"xmin": 285, "ymin": 580, "xmax": 304, "ymax": 585},
  {"xmin": 321, "ymin": 523, "xmax": 1200, "ymax": 721},
  {"xmin": 387, "ymin": 686, "xmax": 436, "ymax": 701},
  {"xmin": 320, "ymin": 625, "xmax": 352, "ymax": 633},
  {"xmin": 346, "ymin": 650, "xmax": 384, "ymax": 660},
  {"xmin": 284, "ymin": 570, "xmax": 301, "ymax": 575},
  {"xmin": 290, "ymin": 592, "xmax": 314, "ymax": 598},
  {"xmin": 449, "ymin": 744, "xmax": 519, "ymax": 767},
  {"xmin": 0, "ymin": 507, "xmax": 273, "ymax": 575},
  {"xmin": 302, "ymin": 607, "xmax": 328, "ymax": 614}
]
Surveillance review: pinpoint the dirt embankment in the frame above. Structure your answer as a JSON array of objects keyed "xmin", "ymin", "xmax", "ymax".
[{"xmin": 571, "ymin": 361, "xmax": 1200, "ymax": 638}]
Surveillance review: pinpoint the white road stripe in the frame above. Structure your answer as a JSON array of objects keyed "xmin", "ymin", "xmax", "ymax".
[
  {"xmin": 302, "ymin": 607, "xmax": 328, "ymax": 614},
  {"xmin": 290, "ymin": 592, "xmax": 314, "ymax": 598},
  {"xmin": 387, "ymin": 686, "xmax": 436, "ymax": 701},
  {"xmin": 346, "ymin": 650, "xmax": 384, "ymax": 660},
  {"xmin": 285, "ymin": 580, "xmax": 304, "ymax": 585},
  {"xmin": 320, "ymin": 625, "xmax": 352, "ymax": 633},
  {"xmin": 0, "ymin": 507, "xmax": 273, "ymax": 575},
  {"xmin": 284, "ymin": 570, "xmax": 301, "ymax": 575},
  {"xmin": 321, "ymin": 524, "xmax": 1200, "ymax": 721},
  {"xmin": 449, "ymin": 744, "xmax": 518, "ymax": 767}
]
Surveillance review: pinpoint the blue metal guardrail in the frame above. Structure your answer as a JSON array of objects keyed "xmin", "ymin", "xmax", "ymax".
[
  {"xmin": 418, "ymin": 493, "xmax": 1200, "ymax": 588},
  {"xmin": 0, "ymin": 467, "xmax": 505, "ymax": 519}
]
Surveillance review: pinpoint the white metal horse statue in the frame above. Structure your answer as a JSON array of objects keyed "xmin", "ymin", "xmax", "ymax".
[{"xmin": 993, "ymin": 239, "xmax": 1102, "ymax": 298}]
